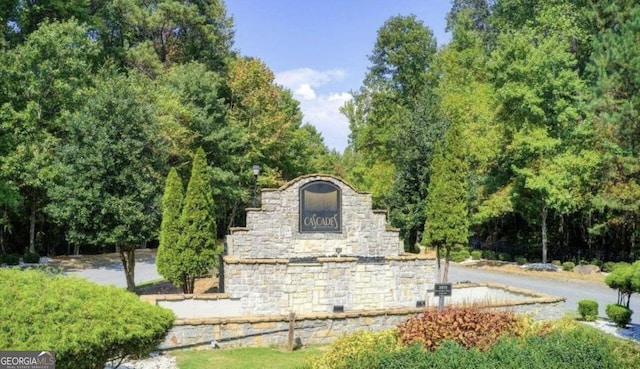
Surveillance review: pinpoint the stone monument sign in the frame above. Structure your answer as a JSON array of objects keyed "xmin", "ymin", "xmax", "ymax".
[{"xmin": 223, "ymin": 174, "xmax": 434, "ymax": 315}]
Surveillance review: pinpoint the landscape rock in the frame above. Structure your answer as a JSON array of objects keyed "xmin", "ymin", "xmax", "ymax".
[
  {"xmin": 524, "ymin": 263, "xmax": 559, "ymax": 272},
  {"xmin": 574, "ymin": 265, "xmax": 601, "ymax": 274}
]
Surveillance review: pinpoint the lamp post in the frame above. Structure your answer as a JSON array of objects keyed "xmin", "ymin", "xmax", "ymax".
[{"xmin": 252, "ymin": 164, "xmax": 260, "ymax": 207}]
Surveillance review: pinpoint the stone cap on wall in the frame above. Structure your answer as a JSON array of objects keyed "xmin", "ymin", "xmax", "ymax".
[{"xmin": 277, "ymin": 173, "xmax": 366, "ymax": 193}]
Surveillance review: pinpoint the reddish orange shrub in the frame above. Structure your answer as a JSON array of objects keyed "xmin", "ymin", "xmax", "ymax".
[{"xmin": 397, "ymin": 307, "xmax": 524, "ymax": 351}]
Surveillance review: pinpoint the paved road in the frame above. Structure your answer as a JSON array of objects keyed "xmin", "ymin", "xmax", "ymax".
[
  {"xmin": 65, "ymin": 254, "xmax": 161, "ymax": 288},
  {"xmin": 449, "ymin": 264, "xmax": 640, "ymax": 324}
]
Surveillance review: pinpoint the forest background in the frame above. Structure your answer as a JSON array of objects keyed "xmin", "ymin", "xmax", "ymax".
[{"xmin": 1, "ymin": 0, "xmax": 639, "ymax": 269}]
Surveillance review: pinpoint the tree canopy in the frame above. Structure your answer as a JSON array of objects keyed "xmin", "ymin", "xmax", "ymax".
[
  {"xmin": 342, "ymin": 0, "xmax": 640, "ymax": 264},
  {"xmin": 2, "ymin": 0, "xmax": 640, "ymax": 273},
  {"xmin": 0, "ymin": 1, "xmax": 336, "ymax": 288}
]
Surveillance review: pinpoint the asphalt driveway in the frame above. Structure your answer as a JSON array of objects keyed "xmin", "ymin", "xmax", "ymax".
[
  {"xmin": 449, "ymin": 263, "xmax": 639, "ymax": 324},
  {"xmin": 62, "ymin": 249, "xmax": 161, "ymax": 288}
]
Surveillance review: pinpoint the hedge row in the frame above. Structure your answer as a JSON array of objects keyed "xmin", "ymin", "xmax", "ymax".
[{"xmin": 0, "ymin": 268, "xmax": 175, "ymax": 369}]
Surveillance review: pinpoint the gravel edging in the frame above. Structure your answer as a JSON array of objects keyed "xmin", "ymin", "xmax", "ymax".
[
  {"xmin": 104, "ymin": 352, "xmax": 177, "ymax": 369},
  {"xmin": 585, "ymin": 320, "xmax": 640, "ymax": 342}
]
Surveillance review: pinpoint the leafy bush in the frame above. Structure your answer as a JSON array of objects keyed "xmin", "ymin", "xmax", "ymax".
[
  {"xmin": 481, "ymin": 250, "xmax": 496, "ymax": 260},
  {"xmin": 304, "ymin": 329, "xmax": 401, "ymax": 369},
  {"xmin": 497, "ymin": 252, "xmax": 511, "ymax": 262},
  {"xmin": 470, "ymin": 250, "xmax": 482, "ymax": 260},
  {"xmin": 397, "ymin": 307, "xmax": 524, "ymax": 351},
  {"xmin": 590, "ymin": 258, "xmax": 602, "ymax": 267},
  {"xmin": 450, "ymin": 249, "xmax": 470, "ymax": 262},
  {"xmin": 22, "ymin": 252, "xmax": 41, "ymax": 264},
  {"xmin": 606, "ymin": 304, "xmax": 632, "ymax": 328},
  {"xmin": 1, "ymin": 253, "xmax": 20, "ymax": 265},
  {"xmin": 602, "ymin": 261, "xmax": 617, "ymax": 273},
  {"xmin": 604, "ymin": 262, "xmax": 638, "ymax": 307},
  {"xmin": 551, "ymin": 260, "xmax": 562, "ymax": 266},
  {"xmin": 0, "ymin": 268, "xmax": 175, "ymax": 369},
  {"xmin": 515, "ymin": 256, "xmax": 527, "ymax": 265},
  {"xmin": 578, "ymin": 299, "xmax": 599, "ymax": 321},
  {"xmin": 562, "ymin": 261, "xmax": 575, "ymax": 271}
]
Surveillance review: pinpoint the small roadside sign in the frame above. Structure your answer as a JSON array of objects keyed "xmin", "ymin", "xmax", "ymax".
[{"xmin": 434, "ymin": 283, "xmax": 452, "ymax": 297}]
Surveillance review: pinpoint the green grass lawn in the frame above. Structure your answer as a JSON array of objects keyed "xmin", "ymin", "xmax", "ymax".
[{"xmin": 170, "ymin": 345, "xmax": 325, "ymax": 369}]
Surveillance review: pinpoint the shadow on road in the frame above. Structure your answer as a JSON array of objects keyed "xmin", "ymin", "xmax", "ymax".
[{"xmin": 51, "ymin": 249, "xmax": 157, "ymax": 272}]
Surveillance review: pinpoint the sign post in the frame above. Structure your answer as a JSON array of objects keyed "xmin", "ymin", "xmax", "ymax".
[{"xmin": 433, "ymin": 283, "xmax": 452, "ymax": 311}]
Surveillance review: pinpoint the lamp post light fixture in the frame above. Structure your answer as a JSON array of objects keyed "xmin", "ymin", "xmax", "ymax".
[{"xmin": 252, "ymin": 164, "xmax": 260, "ymax": 207}]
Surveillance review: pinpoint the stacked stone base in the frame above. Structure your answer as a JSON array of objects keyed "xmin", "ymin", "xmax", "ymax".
[
  {"xmin": 223, "ymin": 254, "xmax": 435, "ymax": 315},
  {"xmin": 157, "ymin": 285, "xmax": 565, "ymax": 350}
]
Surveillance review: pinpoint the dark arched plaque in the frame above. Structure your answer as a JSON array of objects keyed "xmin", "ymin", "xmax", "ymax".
[{"xmin": 299, "ymin": 181, "xmax": 341, "ymax": 233}]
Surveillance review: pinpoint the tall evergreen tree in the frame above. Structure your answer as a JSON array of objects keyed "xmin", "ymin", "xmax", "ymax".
[
  {"xmin": 423, "ymin": 122, "xmax": 469, "ymax": 282},
  {"xmin": 176, "ymin": 147, "xmax": 218, "ymax": 293},
  {"xmin": 156, "ymin": 167, "xmax": 185, "ymax": 287},
  {"xmin": 587, "ymin": 2, "xmax": 640, "ymax": 259}
]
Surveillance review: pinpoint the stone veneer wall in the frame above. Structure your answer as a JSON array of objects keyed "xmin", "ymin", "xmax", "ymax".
[
  {"xmin": 225, "ymin": 175, "xmax": 403, "ymax": 259},
  {"xmin": 157, "ymin": 286, "xmax": 566, "ymax": 350},
  {"xmin": 224, "ymin": 255, "xmax": 434, "ymax": 315}
]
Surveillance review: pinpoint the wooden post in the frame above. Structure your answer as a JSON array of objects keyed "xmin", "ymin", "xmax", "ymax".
[{"xmin": 287, "ymin": 312, "xmax": 296, "ymax": 351}]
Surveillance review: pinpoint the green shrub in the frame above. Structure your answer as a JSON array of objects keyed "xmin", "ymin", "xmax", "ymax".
[
  {"xmin": 551, "ymin": 260, "xmax": 562, "ymax": 266},
  {"xmin": 481, "ymin": 250, "xmax": 496, "ymax": 260},
  {"xmin": 470, "ymin": 250, "xmax": 482, "ymax": 260},
  {"xmin": 450, "ymin": 249, "xmax": 470, "ymax": 262},
  {"xmin": 304, "ymin": 329, "xmax": 401, "ymax": 369},
  {"xmin": 1, "ymin": 253, "xmax": 20, "ymax": 265},
  {"xmin": 515, "ymin": 256, "xmax": 527, "ymax": 265},
  {"xmin": 590, "ymin": 258, "xmax": 602, "ymax": 267},
  {"xmin": 22, "ymin": 252, "xmax": 41, "ymax": 264},
  {"xmin": 397, "ymin": 307, "xmax": 524, "ymax": 351},
  {"xmin": 562, "ymin": 261, "xmax": 575, "ymax": 271},
  {"xmin": 602, "ymin": 261, "xmax": 617, "ymax": 273},
  {"xmin": 578, "ymin": 300, "xmax": 599, "ymax": 321},
  {"xmin": 606, "ymin": 304, "xmax": 632, "ymax": 328},
  {"xmin": 391, "ymin": 341, "xmax": 484, "ymax": 369},
  {"xmin": 497, "ymin": 252, "xmax": 511, "ymax": 262},
  {"xmin": 0, "ymin": 268, "xmax": 175, "ymax": 369},
  {"xmin": 604, "ymin": 263, "xmax": 635, "ymax": 308}
]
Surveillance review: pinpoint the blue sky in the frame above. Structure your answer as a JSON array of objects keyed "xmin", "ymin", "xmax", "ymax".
[{"xmin": 226, "ymin": 1, "xmax": 452, "ymax": 152}]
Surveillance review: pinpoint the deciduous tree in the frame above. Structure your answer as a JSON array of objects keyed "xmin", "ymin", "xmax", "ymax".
[
  {"xmin": 486, "ymin": 3, "xmax": 586, "ymax": 262},
  {"xmin": 0, "ymin": 19, "xmax": 99, "ymax": 254},
  {"xmin": 344, "ymin": 15, "xmax": 442, "ymax": 249},
  {"xmin": 46, "ymin": 69, "xmax": 167, "ymax": 290}
]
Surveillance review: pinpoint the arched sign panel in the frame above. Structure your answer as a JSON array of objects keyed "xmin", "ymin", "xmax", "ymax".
[{"xmin": 299, "ymin": 181, "xmax": 342, "ymax": 233}]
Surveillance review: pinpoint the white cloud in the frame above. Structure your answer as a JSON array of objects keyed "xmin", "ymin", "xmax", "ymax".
[
  {"xmin": 294, "ymin": 83, "xmax": 316, "ymax": 100},
  {"xmin": 275, "ymin": 68, "xmax": 346, "ymax": 90},
  {"xmin": 300, "ymin": 92, "xmax": 352, "ymax": 152},
  {"xmin": 275, "ymin": 68, "xmax": 352, "ymax": 152}
]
